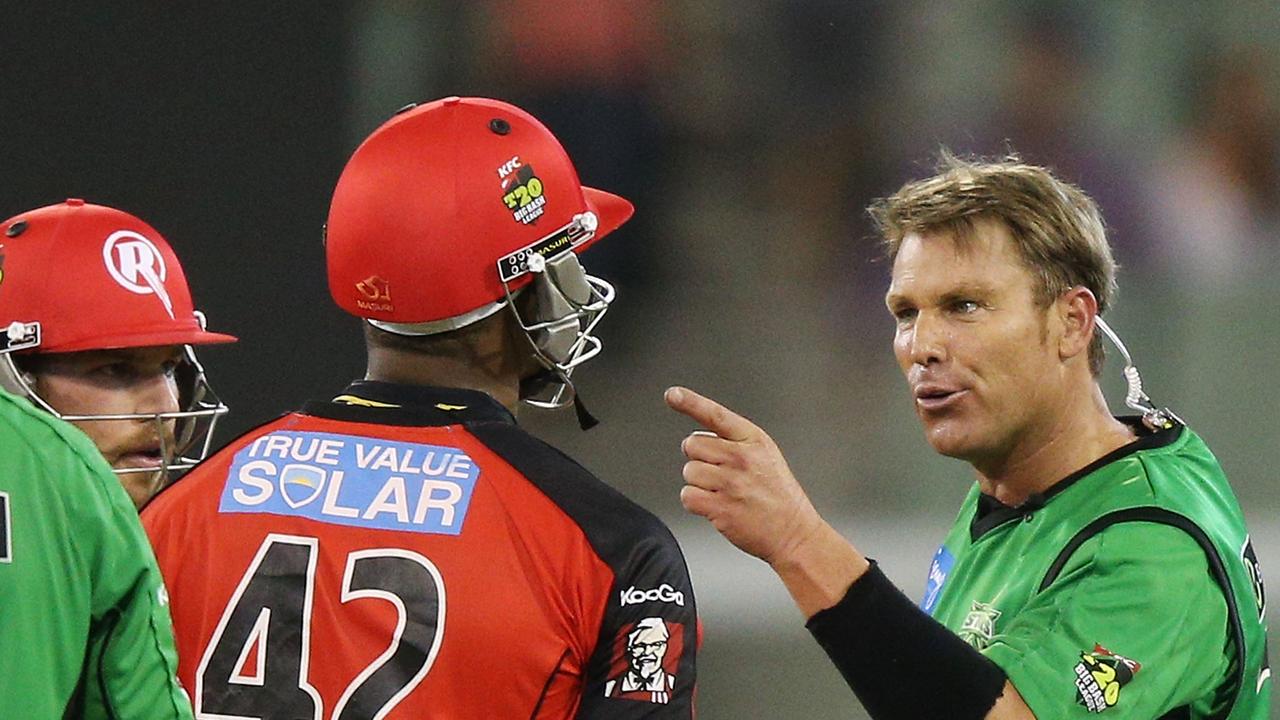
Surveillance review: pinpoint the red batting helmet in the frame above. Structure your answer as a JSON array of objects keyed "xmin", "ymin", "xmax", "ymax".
[
  {"xmin": 326, "ymin": 96, "xmax": 634, "ymax": 408},
  {"xmin": 0, "ymin": 199, "xmax": 236, "ymax": 474}
]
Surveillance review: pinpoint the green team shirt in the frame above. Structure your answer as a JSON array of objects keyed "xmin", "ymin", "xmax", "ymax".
[
  {"xmin": 0, "ymin": 389, "xmax": 192, "ymax": 719},
  {"xmin": 922, "ymin": 418, "xmax": 1270, "ymax": 719}
]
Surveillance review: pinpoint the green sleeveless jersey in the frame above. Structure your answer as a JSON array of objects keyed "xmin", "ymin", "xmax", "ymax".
[
  {"xmin": 922, "ymin": 419, "xmax": 1270, "ymax": 719},
  {"xmin": 0, "ymin": 390, "xmax": 192, "ymax": 719}
]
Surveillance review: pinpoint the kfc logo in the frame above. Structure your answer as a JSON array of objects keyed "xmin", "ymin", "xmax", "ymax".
[
  {"xmin": 604, "ymin": 618, "xmax": 682, "ymax": 705},
  {"xmin": 102, "ymin": 230, "xmax": 174, "ymax": 318},
  {"xmin": 497, "ymin": 155, "xmax": 522, "ymax": 179}
]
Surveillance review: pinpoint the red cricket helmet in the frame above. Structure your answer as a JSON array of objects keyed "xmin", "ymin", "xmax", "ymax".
[
  {"xmin": 326, "ymin": 97, "xmax": 634, "ymax": 410},
  {"xmin": 0, "ymin": 199, "xmax": 236, "ymax": 478},
  {"xmin": 0, "ymin": 199, "xmax": 235, "ymax": 352},
  {"xmin": 326, "ymin": 96, "xmax": 632, "ymax": 327}
]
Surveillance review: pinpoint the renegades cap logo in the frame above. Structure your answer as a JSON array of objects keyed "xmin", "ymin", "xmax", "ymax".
[
  {"xmin": 102, "ymin": 230, "xmax": 175, "ymax": 319},
  {"xmin": 1074, "ymin": 644, "xmax": 1141, "ymax": 713}
]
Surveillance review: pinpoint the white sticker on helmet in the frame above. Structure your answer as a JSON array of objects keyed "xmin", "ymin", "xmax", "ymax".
[{"xmin": 103, "ymin": 230, "xmax": 175, "ymax": 319}]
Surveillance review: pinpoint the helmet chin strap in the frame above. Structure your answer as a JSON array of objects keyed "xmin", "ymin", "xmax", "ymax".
[
  {"xmin": 518, "ymin": 370, "xmax": 599, "ymax": 430},
  {"xmin": 572, "ymin": 393, "xmax": 599, "ymax": 430}
]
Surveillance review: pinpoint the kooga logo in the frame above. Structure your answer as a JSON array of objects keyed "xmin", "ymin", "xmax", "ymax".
[{"xmin": 620, "ymin": 584, "xmax": 685, "ymax": 607}]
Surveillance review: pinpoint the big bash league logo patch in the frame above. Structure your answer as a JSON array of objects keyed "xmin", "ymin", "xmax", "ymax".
[
  {"xmin": 1074, "ymin": 644, "xmax": 1141, "ymax": 713},
  {"xmin": 497, "ymin": 155, "xmax": 547, "ymax": 225}
]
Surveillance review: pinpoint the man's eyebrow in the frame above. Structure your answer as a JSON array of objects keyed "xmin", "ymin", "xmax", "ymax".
[
  {"xmin": 885, "ymin": 281, "xmax": 998, "ymax": 309},
  {"xmin": 938, "ymin": 283, "xmax": 997, "ymax": 301},
  {"xmin": 92, "ymin": 349, "xmax": 138, "ymax": 362}
]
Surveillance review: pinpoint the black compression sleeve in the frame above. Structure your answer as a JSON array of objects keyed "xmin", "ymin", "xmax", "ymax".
[{"xmin": 805, "ymin": 562, "xmax": 1007, "ymax": 719}]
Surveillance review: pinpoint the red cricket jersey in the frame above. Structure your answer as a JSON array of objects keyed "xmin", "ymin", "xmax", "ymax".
[{"xmin": 143, "ymin": 382, "xmax": 698, "ymax": 719}]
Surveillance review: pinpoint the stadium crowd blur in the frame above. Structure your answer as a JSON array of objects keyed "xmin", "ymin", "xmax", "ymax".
[{"xmin": 6, "ymin": 2, "xmax": 1279, "ymax": 718}]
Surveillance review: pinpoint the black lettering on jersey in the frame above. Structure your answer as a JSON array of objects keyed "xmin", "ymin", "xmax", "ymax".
[
  {"xmin": 198, "ymin": 534, "xmax": 321, "ymax": 720},
  {"xmin": 198, "ymin": 536, "xmax": 447, "ymax": 719},
  {"xmin": 1241, "ymin": 537, "xmax": 1267, "ymax": 621},
  {"xmin": 0, "ymin": 492, "xmax": 10, "ymax": 563},
  {"xmin": 333, "ymin": 550, "xmax": 445, "ymax": 719},
  {"xmin": 1241, "ymin": 538, "xmax": 1271, "ymax": 693}
]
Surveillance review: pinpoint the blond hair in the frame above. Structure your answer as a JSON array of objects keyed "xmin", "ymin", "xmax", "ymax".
[{"xmin": 868, "ymin": 153, "xmax": 1117, "ymax": 375}]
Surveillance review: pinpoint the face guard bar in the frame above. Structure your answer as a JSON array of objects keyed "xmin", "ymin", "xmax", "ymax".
[
  {"xmin": 499, "ymin": 212, "xmax": 614, "ymax": 410},
  {"xmin": 0, "ymin": 323, "xmax": 229, "ymax": 479}
]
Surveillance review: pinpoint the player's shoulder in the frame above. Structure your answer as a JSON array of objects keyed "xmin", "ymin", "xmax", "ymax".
[
  {"xmin": 1135, "ymin": 423, "xmax": 1237, "ymax": 497},
  {"xmin": 1069, "ymin": 520, "xmax": 1214, "ymax": 578},
  {"xmin": 466, "ymin": 421, "xmax": 681, "ymax": 552},
  {"xmin": 1090, "ymin": 420, "xmax": 1248, "ymax": 535},
  {"xmin": 1064, "ymin": 420, "xmax": 1228, "ymax": 509},
  {"xmin": 1040, "ymin": 506, "xmax": 1234, "ymax": 626}
]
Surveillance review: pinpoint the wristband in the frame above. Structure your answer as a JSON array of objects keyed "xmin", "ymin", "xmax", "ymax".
[{"xmin": 806, "ymin": 562, "xmax": 1007, "ymax": 719}]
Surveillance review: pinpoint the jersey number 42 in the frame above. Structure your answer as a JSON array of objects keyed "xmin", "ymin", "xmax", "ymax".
[{"xmin": 197, "ymin": 534, "xmax": 446, "ymax": 720}]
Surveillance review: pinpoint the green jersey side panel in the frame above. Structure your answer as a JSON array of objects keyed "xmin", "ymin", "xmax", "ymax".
[
  {"xmin": 922, "ymin": 422, "xmax": 1269, "ymax": 719},
  {"xmin": 0, "ymin": 390, "xmax": 192, "ymax": 719}
]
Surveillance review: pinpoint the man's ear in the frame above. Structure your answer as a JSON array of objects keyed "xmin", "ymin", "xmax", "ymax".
[{"xmin": 1057, "ymin": 286, "xmax": 1099, "ymax": 363}]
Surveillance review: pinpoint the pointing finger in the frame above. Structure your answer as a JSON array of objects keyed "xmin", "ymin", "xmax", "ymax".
[{"xmin": 665, "ymin": 386, "xmax": 757, "ymax": 443}]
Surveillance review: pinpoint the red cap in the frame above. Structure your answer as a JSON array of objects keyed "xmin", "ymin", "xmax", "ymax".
[
  {"xmin": 0, "ymin": 200, "xmax": 236, "ymax": 352},
  {"xmin": 325, "ymin": 96, "xmax": 634, "ymax": 325}
]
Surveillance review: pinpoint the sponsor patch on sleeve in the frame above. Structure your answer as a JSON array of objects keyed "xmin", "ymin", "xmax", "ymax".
[
  {"xmin": 921, "ymin": 545, "xmax": 955, "ymax": 616},
  {"xmin": 1074, "ymin": 644, "xmax": 1141, "ymax": 713},
  {"xmin": 218, "ymin": 430, "xmax": 479, "ymax": 535},
  {"xmin": 602, "ymin": 618, "xmax": 685, "ymax": 705}
]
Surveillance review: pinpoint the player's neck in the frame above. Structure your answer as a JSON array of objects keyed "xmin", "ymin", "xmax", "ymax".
[
  {"xmin": 975, "ymin": 382, "xmax": 1135, "ymax": 507},
  {"xmin": 364, "ymin": 346, "xmax": 521, "ymax": 413}
]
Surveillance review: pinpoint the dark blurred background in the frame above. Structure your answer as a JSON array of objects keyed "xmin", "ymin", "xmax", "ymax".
[{"xmin": 5, "ymin": 3, "xmax": 1278, "ymax": 717}]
